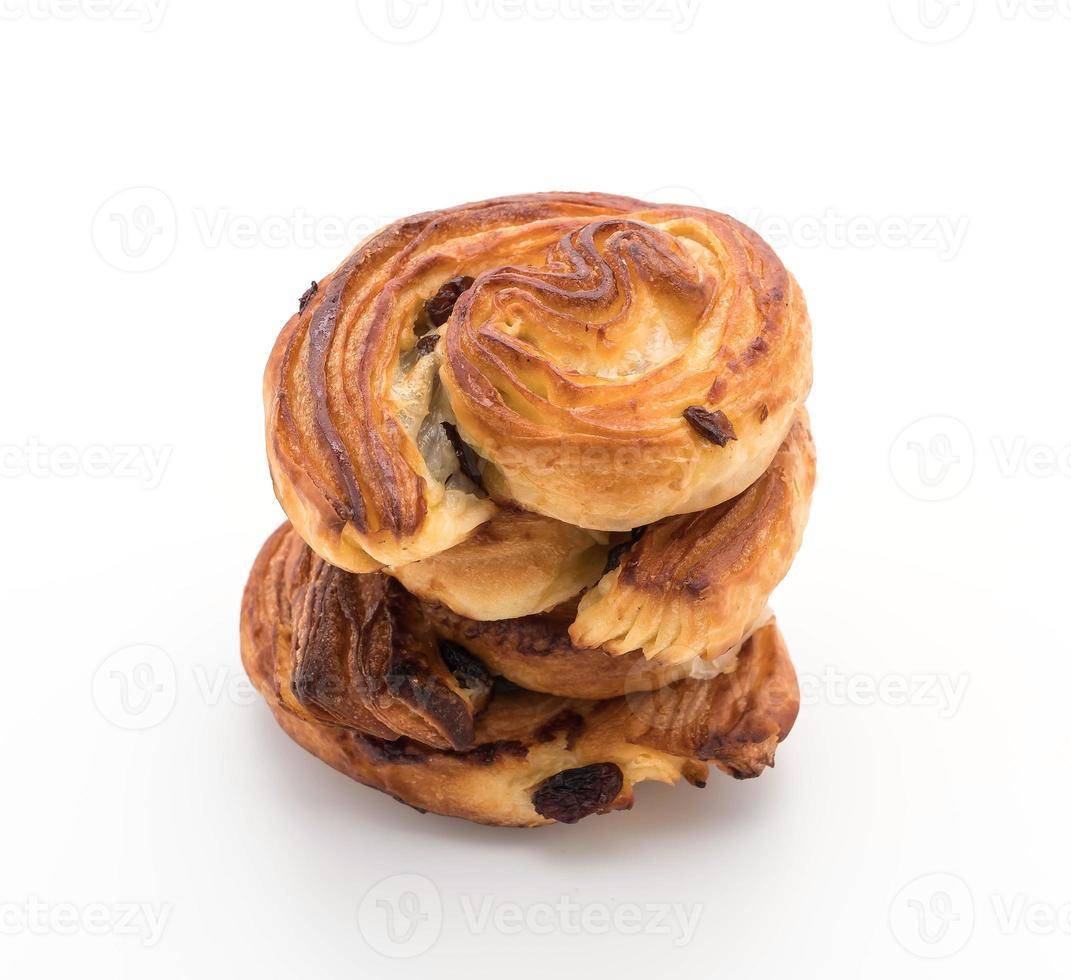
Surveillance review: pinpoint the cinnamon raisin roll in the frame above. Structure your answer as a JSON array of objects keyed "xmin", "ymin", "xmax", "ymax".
[
  {"xmin": 241, "ymin": 525, "xmax": 799, "ymax": 826},
  {"xmin": 264, "ymin": 193, "xmax": 812, "ymax": 585}
]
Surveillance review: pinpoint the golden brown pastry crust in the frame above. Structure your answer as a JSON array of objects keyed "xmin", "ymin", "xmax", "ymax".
[
  {"xmin": 249, "ymin": 522, "xmax": 694, "ymax": 703},
  {"xmin": 571, "ymin": 410, "xmax": 816, "ymax": 663},
  {"xmin": 241, "ymin": 527, "xmax": 800, "ymax": 826},
  {"xmin": 333, "ymin": 406, "xmax": 812, "ymax": 645},
  {"xmin": 442, "ymin": 200, "xmax": 812, "ymax": 532},
  {"xmin": 242, "ymin": 524, "xmax": 491, "ymax": 750},
  {"xmin": 421, "ymin": 596, "xmax": 692, "ymax": 700},
  {"xmin": 388, "ymin": 507, "xmax": 610, "ymax": 622},
  {"xmin": 264, "ymin": 192, "xmax": 812, "ymax": 582}
]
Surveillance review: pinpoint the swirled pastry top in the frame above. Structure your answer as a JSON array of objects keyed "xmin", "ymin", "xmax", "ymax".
[{"xmin": 264, "ymin": 192, "xmax": 813, "ymax": 571}]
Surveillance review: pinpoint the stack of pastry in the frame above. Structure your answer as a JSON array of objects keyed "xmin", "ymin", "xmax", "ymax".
[{"xmin": 241, "ymin": 192, "xmax": 815, "ymax": 827}]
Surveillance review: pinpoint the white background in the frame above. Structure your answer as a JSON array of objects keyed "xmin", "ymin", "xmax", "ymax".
[{"xmin": 2, "ymin": 0, "xmax": 1069, "ymax": 976}]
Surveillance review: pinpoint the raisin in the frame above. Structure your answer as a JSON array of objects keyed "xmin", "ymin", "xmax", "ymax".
[
  {"xmin": 438, "ymin": 640, "xmax": 492, "ymax": 692},
  {"xmin": 298, "ymin": 280, "xmax": 318, "ymax": 312},
  {"xmin": 415, "ymin": 275, "xmax": 475, "ymax": 334},
  {"xmin": 603, "ymin": 525, "xmax": 647, "ymax": 574},
  {"xmin": 414, "ymin": 333, "xmax": 440, "ymax": 358},
  {"xmin": 440, "ymin": 421, "xmax": 484, "ymax": 490},
  {"xmin": 532, "ymin": 763, "xmax": 624, "ymax": 824},
  {"xmin": 759, "ymin": 403, "xmax": 769, "ymax": 423},
  {"xmin": 683, "ymin": 406, "xmax": 738, "ymax": 447},
  {"xmin": 604, "ymin": 543, "xmax": 628, "ymax": 574}
]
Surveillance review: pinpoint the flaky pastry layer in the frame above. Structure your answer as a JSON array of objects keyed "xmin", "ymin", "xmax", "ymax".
[
  {"xmin": 388, "ymin": 507, "xmax": 609, "ymax": 621},
  {"xmin": 241, "ymin": 526, "xmax": 800, "ymax": 826},
  {"xmin": 571, "ymin": 410, "xmax": 815, "ymax": 663},
  {"xmin": 264, "ymin": 192, "xmax": 812, "ymax": 580}
]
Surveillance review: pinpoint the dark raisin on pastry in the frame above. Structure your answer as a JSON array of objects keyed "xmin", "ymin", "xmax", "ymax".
[
  {"xmin": 531, "ymin": 763, "xmax": 624, "ymax": 824},
  {"xmin": 683, "ymin": 406, "xmax": 738, "ymax": 447},
  {"xmin": 415, "ymin": 275, "xmax": 475, "ymax": 335},
  {"xmin": 603, "ymin": 525, "xmax": 647, "ymax": 574},
  {"xmin": 440, "ymin": 420, "xmax": 485, "ymax": 490},
  {"xmin": 414, "ymin": 333, "xmax": 441, "ymax": 358}
]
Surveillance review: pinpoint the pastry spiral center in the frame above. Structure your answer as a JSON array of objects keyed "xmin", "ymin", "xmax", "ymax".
[{"xmin": 458, "ymin": 220, "xmax": 716, "ymax": 384}]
